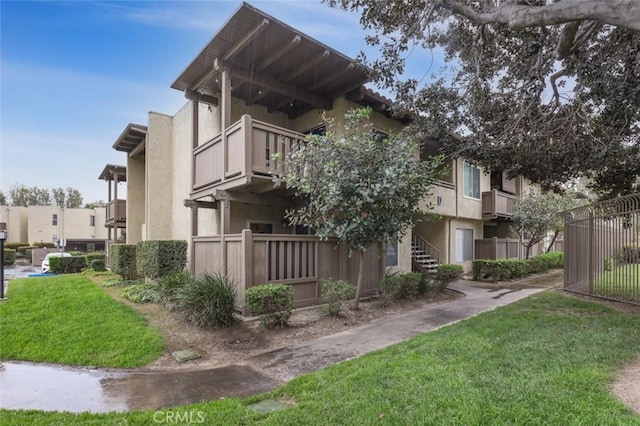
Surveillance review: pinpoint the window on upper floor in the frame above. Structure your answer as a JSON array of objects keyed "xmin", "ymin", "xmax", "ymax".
[
  {"xmin": 90, "ymin": 215, "xmax": 95, "ymax": 227},
  {"xmin": 463, "ymin": 163, "xmax": 481, "ymax": 199},
  {"xmin": 52, "ymin": 214, "xmax": 58, "ymax": 226}
]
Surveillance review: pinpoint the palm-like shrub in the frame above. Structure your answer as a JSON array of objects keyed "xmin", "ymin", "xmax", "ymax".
[{"xmin": 174, "ymin": 272, "xmax": 238, "ymax": 328}]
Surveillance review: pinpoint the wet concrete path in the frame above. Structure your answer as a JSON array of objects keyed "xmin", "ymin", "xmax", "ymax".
[
  {"xmin": 0, "ymin": 279, "xmax": 555, "ymax": 413},
  {"xmin": 0, "ymin": 362, "xmax": 280, "ymax": 413}
]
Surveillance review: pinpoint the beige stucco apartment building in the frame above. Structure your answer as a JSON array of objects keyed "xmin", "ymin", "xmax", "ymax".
[
  {"xmin": 106, "ymin": 3, "xmax": 541, "ymax": 312},
  {"xmin": 0, "ymin": 205, "xmax": 107, "ymax": 250}
]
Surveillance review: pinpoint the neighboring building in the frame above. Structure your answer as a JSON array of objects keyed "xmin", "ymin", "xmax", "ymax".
[
  {"xmin": 27, "ymin": 205, "xmax": 107, "ymax": 251},
  {"xmin": 99, "ymin": 164, "xmax": 127, "ymax": 245},
  {"xmin": 0, "ymin": 205, "xmax": 28, "ymax": 243},
  {"xmin": 0, "ymin": 205, "xmax": 107, "ymax": 250},
  {"xmin": 107, "ymin": 3, "xmax": 541, "ymax": 312}
]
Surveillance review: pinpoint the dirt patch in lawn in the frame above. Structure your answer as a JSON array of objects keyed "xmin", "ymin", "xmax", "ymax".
[{"xmin": 99, "ymin": 283, "xmax": 462, "ymax": 372}]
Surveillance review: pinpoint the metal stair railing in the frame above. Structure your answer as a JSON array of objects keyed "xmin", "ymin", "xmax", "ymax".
[{"xmin": 411, "ymin": 231, "xmax": 440, "ymax": 273}]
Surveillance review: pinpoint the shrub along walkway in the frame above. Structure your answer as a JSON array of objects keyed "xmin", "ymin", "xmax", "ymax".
[{"xmin": 0, "ymin": 278, "xmax": 554, "ymax": 413}]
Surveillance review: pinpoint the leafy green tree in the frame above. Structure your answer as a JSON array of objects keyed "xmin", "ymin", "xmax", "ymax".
[
  {"xmin": 511, "ymin": 191, "xmax": 576, "ymax": 259},
  {"xmin": 327, "ymin": 0, "xmax": 640, "ymax": 197},
  {"xmin": 0, "ymin": 191, "xmax": 6, "ymax": 206},
  {"xmin": 52, "ymin": 187, "xmax": 65, "ymax": 206},
  {"xmin": 9, "ymin": 184, "xmax": 30, "ymax": 206},
  {"xmin": 84, "ymin": 201, "xmax": 106, "ymax": 209},
  {"xmin": 65, "ymin": 187, "xmax": 83, "ymax": 208},
  {"xmin": 276, "ymin": 107, "xmax": 442, "ymax": 308},
  {"xmin": 6, "ymin": 184, "xmax": 84, "ymax": 207}
]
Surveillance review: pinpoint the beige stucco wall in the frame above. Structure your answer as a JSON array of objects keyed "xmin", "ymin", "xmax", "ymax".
[
  {"xmin": 146, "ymin": 112, "xmax": 174, "ymax": 240},
  {"xmin": 170, "ymin": 103, "xmax": 194, "ymax": 246},
  {"xmin": 25, "ymin": 206, "xmax": 106, "ymax": 245},
  {"xmin": 127, "ymin": 154, "xmax": 146, "ymax": 244},
  {"xmin": 0, "ymin": 206, "xmax": 28, "ymax": 243}
]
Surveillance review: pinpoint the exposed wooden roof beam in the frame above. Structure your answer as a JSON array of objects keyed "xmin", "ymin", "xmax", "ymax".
[
  {"xmin": 308, "ymin": 63, "xmax": 355, "ymax": 92},
  {"xmin": 223, "ymin": 18, "xmax": 269, "ymax": 61},
  {"xmin": 284, "ymin": 50, "xmax": 330, "ymax": 82},
  {"xmin": 219, "ymin": 59, "xmax": 333, "ymax": 110},
  {"xmin": 240, "ymin": 34, "xmax": 303, "ymax": 103},
  {"xmin": 255, "ymin": 34, "xmax": 301, "ymax": 71},
  {"xmin": 183, "ymin": 199, "xmax": 218, "ymax": 209},
  {"xmin": 189, "ymin": 18, "xmax": 270, "ymax": 92},
  {"xmin": 214, "ymin": 189, "xmax": 285, "ymax": 206},
  {"xmin": 246, "ymin": 49, "xmax": 329, "ymax": 107},
  {"xmin": 185, "ymin": 88, "xmax": 219, "ymax": 106}
]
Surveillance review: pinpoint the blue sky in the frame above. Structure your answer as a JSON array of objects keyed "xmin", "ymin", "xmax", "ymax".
[{"xmin": 1, "ymin": 0, "xmax": 441, "ymax": 204}]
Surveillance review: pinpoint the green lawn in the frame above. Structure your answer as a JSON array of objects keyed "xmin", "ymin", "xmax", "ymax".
[
  {"xmin": 0, "ymin": 275, "xmax": 165, "ymax": 367},
  {"xmin": 2, "ymin": 292, "xmax": 639, "ymax": 425},
  {"xmin": 596, "ymin": 263, "xmax": 640, "ymax": 301}
]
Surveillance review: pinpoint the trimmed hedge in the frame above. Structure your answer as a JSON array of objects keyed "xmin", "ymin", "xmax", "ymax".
[
  {"xmin": 137, "ymin": 240, "xmax": 188, "ymax": 280},
  {"xmin": 17, "ymin": 245, "xmax": 37, "ymax": 255},
  {"xmin": 246, "ymin": 283, "xmax": 294, "ymax": 327},
  {"xmin": 3, "ymin": 248, "xmax": 16, "ymax": 266},
  {"xmin": 110, "ymin": 244, "xmax": 138, "ymax": 280},
  {"xmin": 433, "ymin": 264, "xmax": 464, "ymax": 291},
  {"xmin": 89, "ymin": 259, "xmax": 106, "ymax": 272},
  {"xmin": 86, "ymin": 253, "xmax": 105, "ymax": 264},
  {"xmin": 4, "ymin": 242, "xmax": 29, "ymax": 251},
  {"xmin": 50, "ymin": 256, "xmax": 87, "ymax": 274},
  {"xmin": 472, "ymin": 252, "xmax": 564, "ymax": 281},
  {"xmin": 33, "ymin": 242, "xmax": 56, "ymax": 248},
  {"xmin": 378, "ymin": 272, "xmax": 424, "ymax": 305}
]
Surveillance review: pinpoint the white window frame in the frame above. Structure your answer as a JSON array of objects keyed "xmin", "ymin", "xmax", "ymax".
[
  {"xmin": 455, "ymin": 228, "xmax": 474, "ymax": 262},
  {"xmin": 462, "ymin": 162, "xmax": 481, "ymax": 199}
]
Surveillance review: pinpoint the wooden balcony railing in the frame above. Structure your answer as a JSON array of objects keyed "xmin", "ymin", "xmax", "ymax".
[
  {"xmin": 193, "ymin": 114, "xmax": 306, "ymax": 195},
  {"xmin": 482, "ymin": 189, "xmax": 516, "ymax": 219},
  {"xmin": 105, "ymin": 199, "xmax": 126, "ymax": 225}
]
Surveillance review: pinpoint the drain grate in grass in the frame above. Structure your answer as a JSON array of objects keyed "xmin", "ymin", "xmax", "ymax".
[
  {"xmin": 248, "ymin": 399, "xmax": 295, "ymax": 414},
  {"xmin": 172, "ymin": 349, "xmax": 201, "ymax": 363}
]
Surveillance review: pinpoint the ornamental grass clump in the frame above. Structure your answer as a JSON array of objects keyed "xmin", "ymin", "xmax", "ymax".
[{"xmin": 174, "ymin": 272, "xmax": 238, "ymax": 328}]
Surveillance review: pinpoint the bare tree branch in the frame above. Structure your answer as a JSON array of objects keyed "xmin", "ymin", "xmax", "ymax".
[{"xmin": 439, "ymin": 0, "xmax": 640, "ymax": 32}]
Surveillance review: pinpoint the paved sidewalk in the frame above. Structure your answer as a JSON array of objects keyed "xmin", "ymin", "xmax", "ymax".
[
  {"xmin": 246, "ymin": 281, "xmax": 547, "ymax": 382},
  {"xmin": 0, "ymin": 280, "xmax": 551, "ymax": 413}
]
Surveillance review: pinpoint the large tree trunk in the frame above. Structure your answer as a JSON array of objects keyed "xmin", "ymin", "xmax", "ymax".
[{"xmin": 352, "ymin": 249, "xmax": 365, "ymax": 310}]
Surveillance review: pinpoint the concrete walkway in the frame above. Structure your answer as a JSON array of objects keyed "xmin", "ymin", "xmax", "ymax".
[{"xmin": 0, "ymin": 279, "xmax": 552, "ymax": 413}]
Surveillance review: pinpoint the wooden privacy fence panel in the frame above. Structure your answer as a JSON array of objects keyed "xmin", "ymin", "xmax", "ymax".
[
  {"xmin": 193, "ymin": 230, "xmax": 384, "ymax": 313},
  {"xmin": 474, "ymin": 237, "xmax": 547, "ymax": 260},
  {"xmin": 564, "ymin": 193, "xmax": 640, "ymax": 305}
]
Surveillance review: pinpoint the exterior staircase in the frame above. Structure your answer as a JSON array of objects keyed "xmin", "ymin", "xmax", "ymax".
[{"xmin": 412, "ymin": 232, "xmax": 440, "ymax": 274}]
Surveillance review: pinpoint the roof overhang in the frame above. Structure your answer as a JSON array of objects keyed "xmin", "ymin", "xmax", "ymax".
[
  {"xmin": 98, "ymin": 164, "xmax": 127, "ymax": 181},
  {"xmin": 171, "ymin": 2, "xmax": 370, "ymax": 119},
  {"xmin": 112, "ymin": 123, "xmax": 147, "ymax": 154}
]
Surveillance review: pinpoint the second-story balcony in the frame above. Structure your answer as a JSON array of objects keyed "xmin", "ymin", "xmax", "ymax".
[
  {"xmin": 482, "ymin": 189, "xmax": 515, "ymax": 220},
  {"xmin": 105, "ymin": 199, "xmax": 127, "ymax": 227},
  {"xmin": 192, "ymin": 115, "xmax": 305, "ymax": 197}
]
